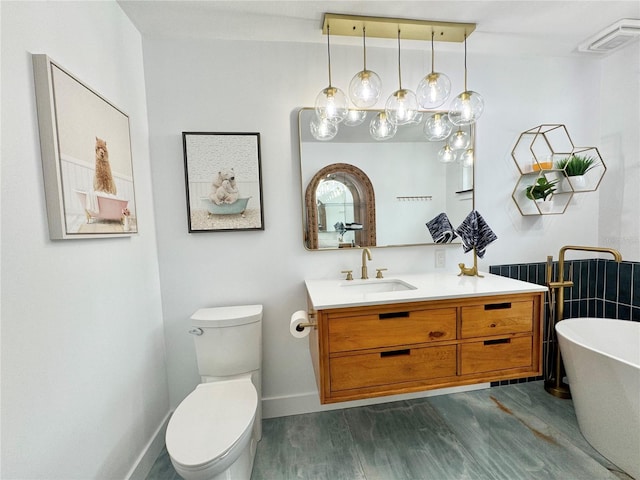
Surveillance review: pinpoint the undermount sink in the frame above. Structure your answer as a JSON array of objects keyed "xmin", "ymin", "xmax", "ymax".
[{"xmin": 339, "ymin": 279, "xmax": 417, "ymax": 294}]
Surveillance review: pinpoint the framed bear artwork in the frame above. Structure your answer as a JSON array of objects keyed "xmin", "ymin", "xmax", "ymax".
[
  {"xmin": 32, "ymin": 54, "xmax": 138, "ymax": 239},
  {"xmin": 182, "ymin": 132, "xmax": 264, "ymax": 233}
]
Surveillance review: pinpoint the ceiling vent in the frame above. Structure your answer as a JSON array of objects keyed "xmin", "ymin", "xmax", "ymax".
[{"xmin": 579, "ymin": 18, "xmax": 640, "ymax": 54}]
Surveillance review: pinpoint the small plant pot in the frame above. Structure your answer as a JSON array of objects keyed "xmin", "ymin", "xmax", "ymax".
[{"xmin": 561, "ymin": 175, "xmax": 587, "ymax": 192}]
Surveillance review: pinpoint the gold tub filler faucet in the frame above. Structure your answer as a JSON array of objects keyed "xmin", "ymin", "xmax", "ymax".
[{"xmin": 544, "ymin": 245, "xmax": 622, "ymax": 399}]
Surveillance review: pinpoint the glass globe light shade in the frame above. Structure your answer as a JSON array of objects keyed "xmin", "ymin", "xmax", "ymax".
[
  {"xmin": 423, "ymin": 113, "xmax": 452, "ymax": 141},
  {"xmin": 438, "ymin": 144, "xmax": 456, "ymax": 163},
  {"xmin": 449, "ymin": 90, "xmax": 484, "ymax": 126},
  {"xmin": 416, "ymin": 72, "xmax": 451, "ymax": 109},
  {"xmin": 349, "ymin": 70, "xmax": 382, "ymax": 108},
  {"xmin": 460, "ymin": 148, "xmax": 474, "ymax": 167},
  {"xmin": 449, "ymin": 130, "xmax": 470, "ymax": 150},
  {"xmin": 310, "ymin": 116, "xmax": 338, "ymax": 141},
  {"xmin": 343, "ymin": 109, "xmax": 367, "ymax": 127},
  {"xmin": 385, "ymin": 89, "xmax": 419, "ymax": 126},
  {"xmin": 315, "ymin": 86, "xmax": 348, "ymax": 124},
  {"xmin": 369, "ymin": 112, "xmax": 397, "ymax": 141},
  {"xmin": 409, "ymin": 111, "xmax": 424, "ymax": 125}
]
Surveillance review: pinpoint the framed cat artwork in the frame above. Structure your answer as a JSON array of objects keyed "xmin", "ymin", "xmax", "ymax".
[{"xmin": 32, "ymin": 54, "xmax": 138, "ymax": 239}]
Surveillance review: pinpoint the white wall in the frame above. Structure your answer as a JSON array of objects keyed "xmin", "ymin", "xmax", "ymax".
[
  {"xmin": 1, "ymin": 2, "xmax": 169, "ymax": 479},
  {"xmin": 141, "ymin": 34, "xmax": 619, "ymax": 416},
  {"xmin": 598, "ymin": 42, "xmax": 640, "ymax": 259}
]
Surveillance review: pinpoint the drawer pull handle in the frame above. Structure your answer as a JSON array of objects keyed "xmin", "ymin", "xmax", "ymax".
[
  {"xmin": 429, "ymin": 331, "xmax": 445, "ymax": 338},
  {"xmin": 484, "ymin": 338, "xmax": 511, "ymax": 346},
  {"xmin": 484, "ymin": 303, "xmax": 512, "ymax": 310},
  {"xmin": 379, "ymin": 312, "xmax": 410, "ymax": 319},
  {"xmin": 380, "ymin": 349, "xmax": 410, "ymax": 357}
]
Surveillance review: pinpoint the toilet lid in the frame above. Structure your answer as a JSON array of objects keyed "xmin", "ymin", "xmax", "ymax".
[{"xmin": 166, "ymin": 379, "xmax": 257, "ymax": 468}]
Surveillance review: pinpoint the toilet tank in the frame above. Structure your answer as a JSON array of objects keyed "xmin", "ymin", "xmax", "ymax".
[{"xmin": 190, "ymin": 305, "xmax": 262, "ymax": 378}]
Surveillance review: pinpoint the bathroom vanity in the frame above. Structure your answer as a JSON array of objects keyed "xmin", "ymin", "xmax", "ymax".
[{"xmin": 305, "ymin": 273, "xmax": 547, "ymax": 404}]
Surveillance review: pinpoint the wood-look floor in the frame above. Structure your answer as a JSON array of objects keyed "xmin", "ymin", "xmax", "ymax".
[{"xmin": 146, "ymin": 381, "xmax": 633, "ymax": 480}]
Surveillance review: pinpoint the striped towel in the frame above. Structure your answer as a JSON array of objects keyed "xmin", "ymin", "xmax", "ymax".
[
  {"xmin": 455, "ymin": 210, "xmax": 497, "ymax": 258},
  {"xmin": 426, "ymin": 213, "xmax": 457, "ymax": 244}
]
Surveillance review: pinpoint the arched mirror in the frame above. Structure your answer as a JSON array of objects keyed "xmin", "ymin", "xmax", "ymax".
[
  {"xmin": 305, "ymin": 163, "xmax": 376, "ymax": 249},
  {"xmin": 299, "ymin": 108, "xmax": 474, "ymax": 250}
]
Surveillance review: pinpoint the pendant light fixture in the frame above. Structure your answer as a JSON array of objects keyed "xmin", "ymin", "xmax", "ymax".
[
  {"xmin": 449, "ymin": 32, "xmax": 484, "ymax": 126},
  {"xmin": 385, "ymin": 29, "xmax": 418, "ymax": 126},
  {"xmin": 349, "ymin": 27, "xmax": 382, "ymax": 108},
  {"xmin": 312, "ymin": 14, "xmax": 479, "ymax": 142},
  {"xmin": 423, "ymin": 112, "xmax": 452, "ymax": 141},
  {"xmin": 416, "ymin": 31, "xmax": 452, "ymax": 109},
  {"xmin": 314, "ymin": 24, "xmax": 348, "ymax": 124},
  {"xmin": 343, "ymin": 109, "xmax": 367, "ymax": 126},
  {"xmin": 438, "ymin": 144, "xmax": 456, "ymax": 163},
  {"xmin": 370, "ymin": 111, "xmax": 397, "ymax": 141},
  {"xmin": 460, "ymin": 148, "xmax": 475, "ymax": 167},
  {"xmin": 310, "ymin": 116, "xmax": 338, "ymax": 141},
  {"xmin": 449, "ymin": 128, "xmax": 470, "ymax": 150}
]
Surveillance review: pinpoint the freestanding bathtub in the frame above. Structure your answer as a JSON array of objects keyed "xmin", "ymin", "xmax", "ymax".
[{"xmin": 556, "ymin": 318, "xmax": 639, "ymax": 479}]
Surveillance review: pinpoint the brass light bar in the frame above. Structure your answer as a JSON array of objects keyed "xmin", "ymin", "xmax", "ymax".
[{"xmin": 322, "ymin": 13, "xmax": 476, "ymax": 42}]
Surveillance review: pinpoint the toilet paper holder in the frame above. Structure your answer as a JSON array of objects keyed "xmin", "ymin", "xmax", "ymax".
[{"xmin": 296, "ymin": 312, "xmax": 317, "ymax": 331}]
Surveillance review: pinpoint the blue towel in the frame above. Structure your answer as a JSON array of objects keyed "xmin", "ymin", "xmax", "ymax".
[
  {"xmin": 455, "ymin": 210, "xmax": 497, "ymax": 258},
  {"xmin": 426, "ymin": 213, "xmax": 457, "ymax": 244}
]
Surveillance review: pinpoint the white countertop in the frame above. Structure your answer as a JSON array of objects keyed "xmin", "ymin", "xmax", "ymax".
[{"xmin": 305, "ymin": 272, "xmax": 548, "ymax": 309}]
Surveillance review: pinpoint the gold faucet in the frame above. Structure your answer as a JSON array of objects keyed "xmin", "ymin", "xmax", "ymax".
[
  {"xmin": 361, "ymin": 247, "xmax": 372, "ymax": 279},
  {"xmin": 545, "ymin": 245, "xmax": 622, "ymax": 399},
  {"xmin": 553, "ymin": 245, "xmax": 622, "ymax": 326}
]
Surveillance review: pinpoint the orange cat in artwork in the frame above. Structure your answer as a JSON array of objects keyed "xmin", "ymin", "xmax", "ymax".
[{"xmin": 93, "ymin": 137, "xmax": 117, "ymax": 194}]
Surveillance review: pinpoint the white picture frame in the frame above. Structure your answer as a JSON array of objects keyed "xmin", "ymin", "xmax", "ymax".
[{"xmin": 32, "ymin": 54, "xmax": 138, "ymax": 239}]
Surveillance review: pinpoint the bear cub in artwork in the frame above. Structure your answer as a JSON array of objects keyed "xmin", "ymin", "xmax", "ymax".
[{"xmin": 209, "ymin": 168, "xmax": 239, "ymax": 205}]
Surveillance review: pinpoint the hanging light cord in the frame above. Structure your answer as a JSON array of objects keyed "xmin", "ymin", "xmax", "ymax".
[
  {"xmin": 397, "ymin": 29, "xmax": 402, "ymax": 89},
  {"xmin": 463, "ymin": 32, "xmax": 468, "ymax": 91},
  {"xmin": 327, "ymin": 24, "xmax": 333, "ymax": 87},
  {"xmin": 431, "ymin": 30, "xmax": 435, "ymax": 74},
  {"xmin": 362, "ymin": 26, "xmax": 367, "ymax": 71}
]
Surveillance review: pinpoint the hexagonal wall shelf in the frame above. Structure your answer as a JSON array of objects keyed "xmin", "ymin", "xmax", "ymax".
[
  {"xmin": 555, "ymin": 146, "xmax": 607, "ymax": 194},
  {"xmin": 511, "ymin": 124, "xmax": 606, "ymax": 215},
  {"xmin": 512, "ymin": 171, "xmax": 573, "ymax": 216},
  {"xmin": 511, "ymin": 124, "xmax": 574, "ymax": 174}
]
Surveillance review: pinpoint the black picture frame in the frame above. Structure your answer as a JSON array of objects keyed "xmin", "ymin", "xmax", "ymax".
[{"xmin": 182, "ymin": 132, "xmax": 264, "ymax": 232}]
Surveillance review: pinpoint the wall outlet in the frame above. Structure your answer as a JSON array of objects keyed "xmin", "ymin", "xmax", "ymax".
[{"xmin": 435, "ymin": 249, "xmax": 446, "ymax": 268}]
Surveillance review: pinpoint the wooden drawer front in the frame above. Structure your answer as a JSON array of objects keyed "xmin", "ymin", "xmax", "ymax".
[
  {"xmin": 328, "ymin": 308, "xmax": 456, "ymax": 353},
  {"xmin": 330, "ymin": 345, "xmax": 457, "ymax": 391},
  {"xmin": 461, "ymin": 300, "xmax": 533, "ymax": 338},
  {"xmin": 460, "ymin": 336, "xmax": 532, "ymax": 375}
]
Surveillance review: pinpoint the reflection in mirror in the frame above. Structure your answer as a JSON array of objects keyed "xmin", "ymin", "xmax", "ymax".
[
  {"xmin": 305, "ymin": 163, "xmax": 376, "ymax": 249},
  {"xmin": 299, "ymin": 108, "xmax": 474, "ymax": 250}
]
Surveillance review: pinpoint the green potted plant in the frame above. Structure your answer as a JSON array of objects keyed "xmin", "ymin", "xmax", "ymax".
[
  {"xmin": 524, "ymin": 176, "xmax": 558, "ymax": 202},
  {"xmin": 556, "ymin": 154, "xmax": 599, "ymax": 191}
]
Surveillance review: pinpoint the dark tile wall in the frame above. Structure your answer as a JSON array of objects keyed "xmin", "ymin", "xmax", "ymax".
[
  {"xmin": 488, "ymin": 258, "xmax": 640, "ymax": 386},
  {"xmin": 489, "ymin": 259, "xmax": 640, "ymax": 321}
]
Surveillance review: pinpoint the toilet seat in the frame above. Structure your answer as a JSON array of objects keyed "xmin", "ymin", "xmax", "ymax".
[{"xmin": 166, "ymin": 378, "xmax": 257, "ymax": 472}]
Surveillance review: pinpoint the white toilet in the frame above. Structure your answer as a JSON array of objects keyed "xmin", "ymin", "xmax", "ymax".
[{"xmin": 166, "ymin": 305, "xmax": 262, "ymax": 480}]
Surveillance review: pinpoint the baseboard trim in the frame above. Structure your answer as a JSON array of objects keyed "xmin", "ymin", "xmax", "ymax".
[
  {"xmin": 262, "ymin": 383, "xmax": 489, "ymax": 419},
  {"xmin": 127, "ymin": 411, "xmax": 171, "ymax": 480}
]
